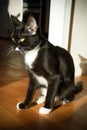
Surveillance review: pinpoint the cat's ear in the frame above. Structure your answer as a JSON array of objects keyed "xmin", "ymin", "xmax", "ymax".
[
  {"xmin": 25, "ymin": 16, "xmax": 38, "ymax": 35},
  {"xmin": 11, "ymin": 15, "xmax": 24, "ymax": 30}
]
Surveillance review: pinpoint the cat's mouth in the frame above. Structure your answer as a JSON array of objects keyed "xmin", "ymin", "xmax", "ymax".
[
  {"xmin": 13, "ymin": 46, "xmax": 23, "ymax": 53},
  {"xmin": 14, "ymin": 46, "xmax": 32, "ymax": 52}
]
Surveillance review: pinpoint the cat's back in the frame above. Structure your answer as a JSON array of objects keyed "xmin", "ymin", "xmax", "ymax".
[
  {"xmin": 54, "ymin": 45, "xmax": 73, "ymax": 62},
  {"xmin": 54, "ymin": 45, "xmax": 74, "ymax": 74}
]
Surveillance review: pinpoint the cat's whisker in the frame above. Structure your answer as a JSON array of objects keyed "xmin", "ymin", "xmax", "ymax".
[
  {"xmin": 2, "ymin": 46, "xmax": 14, "ymax": 58},
  {"xmin": 18, "ymin": 48, "xmax": 25, "ymax": 56},
  {"xmin": 6, "ymin": 48, "xmax": 14, "ymax": 57},
  {"xmin": 2, "ymin": 46, "xmax": 11, "ymax": 56}
]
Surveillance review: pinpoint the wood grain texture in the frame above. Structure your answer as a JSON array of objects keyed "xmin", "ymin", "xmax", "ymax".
[{"xmin": 0, "ymin": 39, "xmax": 87, "ymax": 130}]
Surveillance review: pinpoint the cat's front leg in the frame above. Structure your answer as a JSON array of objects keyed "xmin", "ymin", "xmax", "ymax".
[
  {"xmin": 17, "ymin": 72, "xmax": 38, "ymax": 110},
  {"xmin": 39, "ymin": 75, "xmax": 60, "ymax": 114}
]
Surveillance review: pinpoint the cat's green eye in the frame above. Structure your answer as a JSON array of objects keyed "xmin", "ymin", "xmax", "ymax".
[{"xmin": 19, "ymin": 38, "xmax": 25, "ymax": 42}]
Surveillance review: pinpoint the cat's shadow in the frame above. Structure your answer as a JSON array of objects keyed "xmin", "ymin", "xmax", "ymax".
[
  {"xmin": 28, "ymin": 101, "xmax": 61, "ymax": 112},
  {"xmin": 28, "ymin": 102, "xmax": 37, "ymax": 108}
]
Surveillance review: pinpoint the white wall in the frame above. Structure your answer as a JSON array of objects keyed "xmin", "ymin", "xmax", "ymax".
[
  {"xmin": 8, "ymin": 0, "xmax": 23, "ymax": 21},
  {"xmin": 70, "ymin": 0, "xmax": 87, "ymax": 76},
  {"xmin": 48, "ymin": 0, "xmax": 72, "ymax": 49}
]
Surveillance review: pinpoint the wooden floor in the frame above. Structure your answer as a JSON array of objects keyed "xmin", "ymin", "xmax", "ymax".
[{"xmin": 0, "ymin": 38, "xmax": 87, "ymax": 130}]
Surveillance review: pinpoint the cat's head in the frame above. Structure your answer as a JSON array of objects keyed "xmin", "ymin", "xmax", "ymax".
[{"xmin": 11, "ymin": 15, "xmax": 39, "ymax": 51}]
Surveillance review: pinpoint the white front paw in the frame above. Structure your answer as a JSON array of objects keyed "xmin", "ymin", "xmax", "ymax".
[
  {"xmin": 39, "ymin": 107, "xmax": 52, "ymax": 114},
  {"xmin": 36, "ymin": 96, "xmax": 45, "ymax": 104}
]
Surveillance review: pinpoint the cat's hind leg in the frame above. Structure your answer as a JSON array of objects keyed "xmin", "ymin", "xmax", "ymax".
[
  {"xmin": 60, "ymin": 82, "xmax": 75, "ymax": 104},
  {"xmin": 61, "ymin": 99, "xmax": 70, "ymax": 105},
  {"xmin": 61, "ymin": 81, "xmax": 83, "ymax": 105}
]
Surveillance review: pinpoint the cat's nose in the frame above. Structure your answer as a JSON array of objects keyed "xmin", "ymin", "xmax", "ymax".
[
  {"xmin": 15, "ymin": 47, "xmax": 20, "ymax": 51},
  {"xmin": 13, "ymin": 46, "xmax": 20, "ymax": 51}
]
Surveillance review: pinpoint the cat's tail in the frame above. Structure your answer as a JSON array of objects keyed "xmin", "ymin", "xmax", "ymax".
[{"xmin": 61, "ymin": 81, "xmax": 83, "ymax": 101}]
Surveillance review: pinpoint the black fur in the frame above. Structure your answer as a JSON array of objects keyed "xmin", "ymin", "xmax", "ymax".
[{"xmin": 10, "ymin": 15, "xmax": 83, "ymax": 112}]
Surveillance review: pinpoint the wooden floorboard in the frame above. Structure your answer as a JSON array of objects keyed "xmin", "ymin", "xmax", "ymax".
[{"xmin": 0, "ymin": 38, "xmax": 87, "ymax": 130}]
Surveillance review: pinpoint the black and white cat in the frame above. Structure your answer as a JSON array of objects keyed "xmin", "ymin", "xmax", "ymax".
[{"xmin": 10, "ymin": 15, "xmax": 83, "ymax": 114}]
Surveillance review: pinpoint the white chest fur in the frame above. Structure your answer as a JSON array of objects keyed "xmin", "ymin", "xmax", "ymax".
[
  {"xmin": 24, "ymin": 46, "xmax": 48, "ymax": 88},
  {"xmin": 34, "ymin": 73, "xmax": 48, "ymax": 88},
  {"xmin": 24, "ymin": 46, "xmax": 39, "ymax": 69}
]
